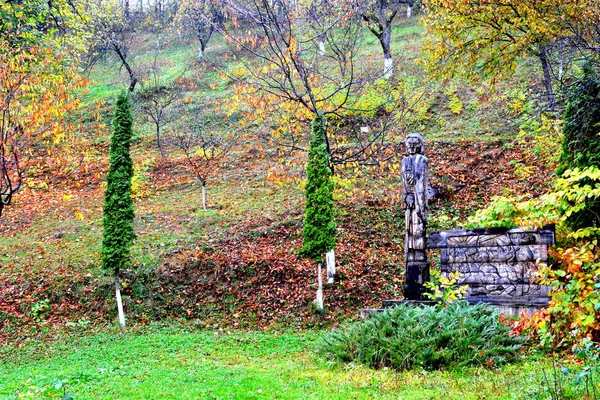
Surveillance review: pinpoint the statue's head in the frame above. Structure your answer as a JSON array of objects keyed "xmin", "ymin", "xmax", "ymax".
[{"xmin": 405, "ymin": 132, "xmax": 424, "ymax": 155}]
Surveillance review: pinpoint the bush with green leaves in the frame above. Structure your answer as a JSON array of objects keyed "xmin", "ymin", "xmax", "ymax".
[
  {"xmin": 299, "ymin": 113, "xmax": 336, "ymax": 260},
  {"xmin": 467, "ymin": 167, "xmax": 600, "ymax": 344},
  {"xmin": 557, "ymin": 63, "xmax": 600, "ymax": 229},
  {"xmin": 320, "ymin": 301, "xmax": 524, "ymax": 371},
  {"xmin": 467, "ymin": 167, "xmax": 600, "ymax": 234}
]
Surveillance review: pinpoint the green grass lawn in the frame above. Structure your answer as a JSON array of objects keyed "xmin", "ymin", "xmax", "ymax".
[{"xmin": 0, "ymin": 326, "xmax": 591, "ymax": 400}]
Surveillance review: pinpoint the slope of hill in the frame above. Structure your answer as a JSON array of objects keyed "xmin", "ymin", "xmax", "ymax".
[{"xmin": 0, "ymin": 17, "xmax": 557, "ymax": 343}]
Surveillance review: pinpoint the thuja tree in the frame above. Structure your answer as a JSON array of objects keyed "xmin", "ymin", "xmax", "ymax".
[
  {"xmin": 556, "ymin": 64, "xmax": 600, "ymax": 229},
  {"xmin": 102, "ymin": 92, "xmax": 136, "ymax": 328},
  {"xmin": 300, "ymin": 114, "xmax": 337, "ymax": 290}
]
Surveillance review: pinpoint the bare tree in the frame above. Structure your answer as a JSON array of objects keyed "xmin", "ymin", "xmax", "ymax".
[
  {"xmin": 123, "ymin": 0, "xmax": 130, "ymax": 19},
  {"xmin": 136, "ymin": 56, "xmax": 186, "ymax": 159},
  {"xmin": 139, "ymin": 0, "xmax": 181, "ymax": 49},
  {"xmin": 176, "ymin": 0, "xmax": 225, "ymax": 59},
  {"xmin": 303, "ymin": 0, "xmax": 331, "ymax": 56},
  {"xmin": 360, "ymin": 0, "xmax": 416, "ymax": 79},
  {"xmin": 171, "ymin": 118, "xmax": 235, "ymax": 210},
  {"xmin": 85, "ymin": 1, "xmax": 139, "ymax": 92},
  {"xmin": 222, "ymin": 0, "xmax": 374, "ymax": 161}
]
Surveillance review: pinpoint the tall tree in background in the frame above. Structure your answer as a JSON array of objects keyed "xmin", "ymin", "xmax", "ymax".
[
  {"xmin": 172, "ymin": 121, "xmax": 235, "ymax": 210},
  {"xmin": 102, "ymin": 92, "xmax": 136, "ymax": 328},
  {"xmin": 423, "ymin": 0, "xmax": 600, "ymax": 111}
]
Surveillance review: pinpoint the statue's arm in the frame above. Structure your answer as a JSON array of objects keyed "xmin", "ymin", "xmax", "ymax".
[
  {"xmin": 401, "ymin": 158, "xmax": 408, "ymax": 209},
  {"xmin": 415, "ymin": 157, "xmax": 429, "ymax": 217},
  {"xmin": 401, "ymin": 158, "xmax": 407, "ymax": 192}
]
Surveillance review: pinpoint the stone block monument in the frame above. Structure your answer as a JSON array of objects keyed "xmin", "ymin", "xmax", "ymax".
[{"xmin": 429, "ymin": 225, "xmax": 555, "ymax": 314}]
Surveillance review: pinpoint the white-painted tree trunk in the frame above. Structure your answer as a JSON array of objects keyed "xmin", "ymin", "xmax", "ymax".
[
  {"xmin": 198, "ymin": 46, "xmax": 205, "ymax": 59},
  {"xmin": 558, "ymin": 41, "xmax": 564, "ymax": 81},
  {"xmin": 326, "ymin": 249, "xmax": 335, "ymax": 284},
  {"xmin": 202, "ymin": 183, "xmax": 207, "ymax": 210},
  {"xmin": 384, "ymin": 57, "xmax": 393, "ymax": 79},
  {"xmin": 315, "ymin": 263, "xmax": 324, "ymax": 311},
  {"xmin": 318, "ymin": 39, "xmax": 326, "ymax": 56},
  {"xmin": 115, "ymin": 277, "xmax": 126, "ymax": 328},
  {"xmin": 406, "ymin": 5, "xmax": 412, "ymax": 18},
  {"xmin": 558, "ymin": 58, "xmax": 564, "ymax": 81}
]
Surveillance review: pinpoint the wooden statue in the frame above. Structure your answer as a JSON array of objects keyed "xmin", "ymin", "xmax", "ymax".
[{"xmin": 401, "ymin": 133, "xmax": 430, "ymax": 299}]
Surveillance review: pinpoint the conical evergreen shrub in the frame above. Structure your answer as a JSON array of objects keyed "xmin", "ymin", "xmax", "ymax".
[
  {"xmin": 299, "ymin": 113, "xmax": 336, "ymax": 260},
  {"xmin": 102, "ymin": 92, "xmax": 136, "ymax": 274}
]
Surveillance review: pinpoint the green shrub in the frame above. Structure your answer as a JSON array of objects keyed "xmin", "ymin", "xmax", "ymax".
[
  {"xmin": 299, "ymin": 113, "xmax": 336, "ymax": 260},
  {"xmin": 557, "ymin": 63, "xmax": 600, "ymax": 229},
  {"xmin": 467, "ymin": 168, "xmax": 600, "ymax": 344},
  {"xmin": 320, "ymin": 301, "xmax": 524, "ymax": 371}
]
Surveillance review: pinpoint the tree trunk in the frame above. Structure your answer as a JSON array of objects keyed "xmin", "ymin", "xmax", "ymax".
[
  {"xmin": 315, "ymin": 263, "xmax": 324, "ymax": 311},
  {"xmin": 197, "ymin": 22, "xmax": 214, "ymax": 59},
  {"xmin": 538, "ymin": 45, "xmax": 556, "ymax": 112},
  {"xmin": 202, "ymin": 182, "xmax": 207, "ymax": 210},
  {"xmin": 384, "ymin": 57, "xmax": 393, "ymax": 79},
  {"xmin": 318, "ymin": 37, "xmax": 326, "ymax": 56},
  {"xmin": 155, "ymin": 0, "xmax": 163, "ymax": 22},
  {"xmin": 407, "ymin": 5, "xmax": 412, "ymax": 18},
  {"xmin": 115, "ymin": 276, "xmax": 126, "ymax": 328},
  {"xmin": 381, "ymin": 24, "xmax": 393, "ymax": 79},
  {"xmin": 557, "ymin": 40, "xmax": 565, "ymax": 81},
  {"xmin": 112, "ymin": 43, "xmax": 137, "ymax": 92},
  {"xmin": 156, "ymin": 124, "xmax": 165, "ymax": 159},
  {"xmin": 326, "ymin": 249, "xmax": 335, "ymax": 284}
]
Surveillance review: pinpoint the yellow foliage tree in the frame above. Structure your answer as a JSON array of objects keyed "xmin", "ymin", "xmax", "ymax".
[
  {"xmin": 0, "ymin": 0, "xmax": 88, "ymax": 216},
  {"xmin": 422, "ymin": 0, "xmax": 600, "ymax": 110}
]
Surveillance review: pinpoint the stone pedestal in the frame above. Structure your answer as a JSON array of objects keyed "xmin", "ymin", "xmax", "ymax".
[{"xmin": 404, "ymin": 261, "xmax": 430, "ymax": 300}]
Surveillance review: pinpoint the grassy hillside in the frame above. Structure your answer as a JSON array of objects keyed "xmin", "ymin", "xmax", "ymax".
[{"xmin": 0, "ymin": 16, "xmax": 557, "ymax": 342}]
